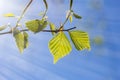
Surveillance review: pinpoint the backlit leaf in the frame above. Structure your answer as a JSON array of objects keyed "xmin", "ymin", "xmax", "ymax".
[
  {"xmin": 39, "ymin": 11, "xmax": 45, "ymax": 16},
  {"xmin": 49, "ymin": 23, "xmax": 56, "ymax": 35},
  {"xmin": 0, "ymin": 25, "xmax": 7, "ymax": 31},
  {"xmin": 69, "ymin": 15, "xmax": 73, "ymax": 23},
  {"xmin": 13, "ymin": 29, "xmax": 29, "ymax": 53},
  {"xmin": 13, "ymin": 30, "xmax": 24, "ymax": 53},
  {"xmin": 69, "ymin": 30, "xmax": 90, "ymax": 51},
  {"xmin": 25, "ymin": 19, "xmax": 48, "ymax": 33},
  {"xmin": 49, "ymin": 32, "xmax": 72, "ymax": 63},
  {"xmin": 3, "ymin": 13, "xmax": 15, "ymax": 17},
  {"xmin": 73, "ymin": 13, "xmax": 82, "ymax": 19},
  {"xmin": 23, "ymin": 32, "xmax": 29, "ymax": 48}
]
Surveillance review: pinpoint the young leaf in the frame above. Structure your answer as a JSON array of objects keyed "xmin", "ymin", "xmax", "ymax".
[
  {"xmin": 69, "ymin": 15, "xmax": 73, "ymax": 23},
  {"xmin": 13, "ymin": 29, "xmax": 29, "ymax": 53},
  {"xmin": 49, "ymin": 23, "xmax": 56, "ymax": 35},
  {"xmin": 0, "ymin": 25, "xmax": 7, "ymax": 31},
  {"xmin": 3, "ymin": 13, "xmax": 15, "ymax": 17},
  {"xmin": 69, "ymin": 30, "xmax": 90, "ymax": 51},
  {"xmin": 25, "ymin": 20, "xmax": 39, "ymax": 32},
  {"xmin": 73, "ymin": 13, "xmax": 82, "ymax": 19},
  {"xmin": 39, "ymin": 11, "xmax": 45, "ymax": 16},
  {"xmin": 23, "ymin": 32, "xmax": 29, "ymax": 48},
  {"xmin": 13, "ymin": 30, "xmax": 24, "ymax": 53},
  {"xmin": 25, "ymin": 19, "xmax": 48, "ymax": 33},
  {"xmin": 49, "ymin": 32, "xmax": 72, "ymax": 64}
]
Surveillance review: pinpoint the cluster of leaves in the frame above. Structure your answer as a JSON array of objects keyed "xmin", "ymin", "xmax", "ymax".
[{"xmin": 0, "ymin": 0, "xmax": 90, "ymax": 63}]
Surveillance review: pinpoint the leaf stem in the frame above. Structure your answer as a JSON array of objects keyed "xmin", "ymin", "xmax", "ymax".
[
  {"xmin": 59, "ymin": 0, "xmax": 73, "ymax": 30},
  {"xmin": 15, "ymin": 0, "xmax": 33, "ymax": 28},
  {"xmin": 70, "ymin": 0, "xmax": 73, "ymax": 10},
  {"xmin": 42, "ymin": 0, "xmax": 48, "ymax": 18},
  {"xmin": 0, "ymin": 27, "xmax": 76, "ymax": 35}
]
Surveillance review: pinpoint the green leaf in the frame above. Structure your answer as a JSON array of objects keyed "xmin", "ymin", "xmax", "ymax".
[
  {"xmin": 3, "ymin": 13, "xmax": 15, "ymax": 17},
  {"xmin": 69, "ymin": 30, "xmax": 90, "ymax": 51},
  {"xmin": 25, "ymin": 19, "xmax": 48, "ymax": 33},
  {"xmin": 49, "ymin": 23, "xmax": 56, "ymax": 35},
  {"xmin": 13, "ymin": 29, "xmax": 29, "ymax": 53},
  {"xmin": 73, "ymin": 13, "xmax": 82, "ymax": 19},
  {"xmin": 69, "ymin": 15, "xmax": 73, "ymax": 23},
  {"xmin": 0, "ymin": 25, "xmax": 7, "ymax": 31},
  {"xmin": 39, "ymin": 11, "xmax": 45, "ymax": 16},
  {"xmin": 23, "ymin": 32, "xmax": 29, "ymax": 48},
  {"xmin": 49, "ymin": 32, "xmax": 72, "ymax": 64}
]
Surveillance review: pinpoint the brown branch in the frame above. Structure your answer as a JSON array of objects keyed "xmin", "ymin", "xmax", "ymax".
[
  {"xmin": 15, "ymin": 0, "xmax": 33, "ymax": 28},
  {"xmin": 42, "ymin": 27, "xmax": 76, "ymax": 32},
  {"xmin": 0, "ymin": 27, "xmax": 76, "ymax": 35}
]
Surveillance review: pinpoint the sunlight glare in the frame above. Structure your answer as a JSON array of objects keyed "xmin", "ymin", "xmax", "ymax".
[{"xmin": 0, "ymin": 0, "xmax": 5, "ymax": 10}]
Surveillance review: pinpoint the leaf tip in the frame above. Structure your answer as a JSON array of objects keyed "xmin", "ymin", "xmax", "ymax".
[
  {"xmin": 53, "ymin": 56, "xmax": 59, "ymax": 64},
  {"xmin": 19, "ymin": 50, "xmax": 24, "ymax": 54}
]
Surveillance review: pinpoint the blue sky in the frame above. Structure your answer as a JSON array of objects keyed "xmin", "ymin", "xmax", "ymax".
[{"xmin": 0, "ymin": 0, "xmax": 120, "ymax": 80}]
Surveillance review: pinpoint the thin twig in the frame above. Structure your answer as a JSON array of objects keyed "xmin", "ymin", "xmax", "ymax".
[
  {"xmin": 15, "ymin": 0, "xmax": 33, "ymax": 28},
  {"xmin": 42, "ymin": 9, "xmax": 48, "ymax": 19},
  {"xmin": 42, "ymin": 27, "xmax": 76, "ymax": 32},
  {"xmin": 0, "ymin": 27, "xmax": 76, "ymax": 35},
  {"xmin": 59, "ymin": 0, "xmax": 73, "ymax": 30},
  {"xmin": 42, "ymin": 0, "xmax": 48, "ymax": 18},
  {"xmin": 0, "ymin": 31, "xmax": 12, "ymax": 35},
  {"xmin": 69, "ymin": 0, "xmax": 73, "ymax": 10},
  {"xmin": 59, "ymin": 12, "xmax": 71, "ymax": 30}
]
